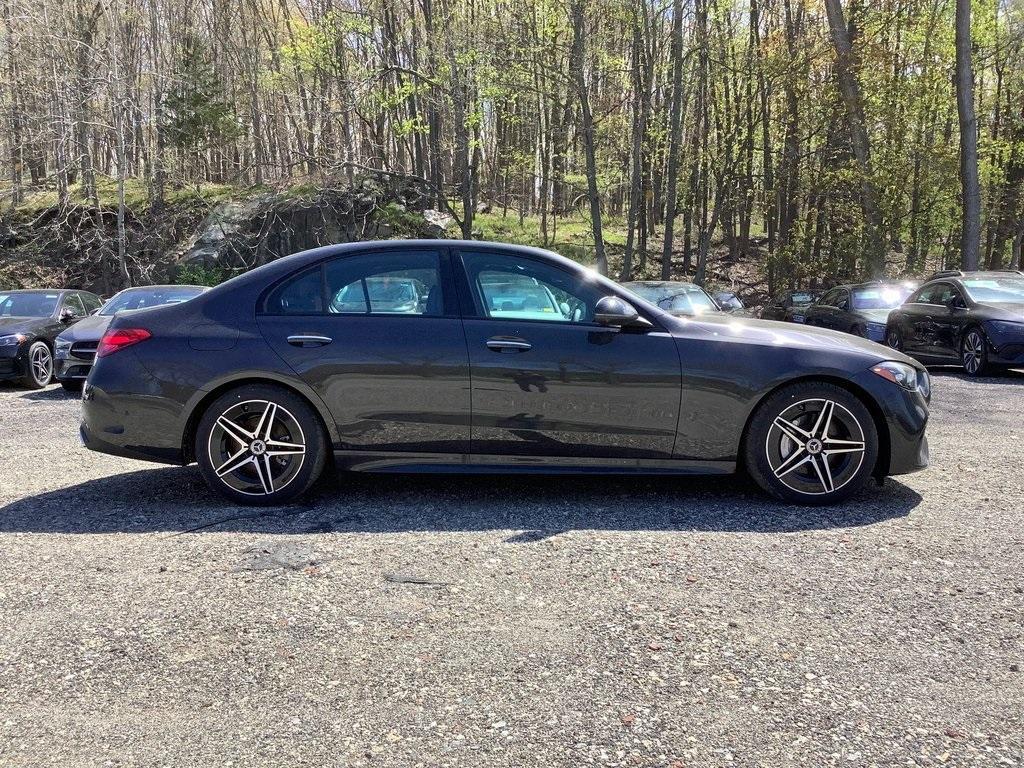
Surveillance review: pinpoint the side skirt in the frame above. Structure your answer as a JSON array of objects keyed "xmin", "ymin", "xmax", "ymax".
[{"xmin": 333, "ymin": 450, "xmax": 736, "ymax": 476}]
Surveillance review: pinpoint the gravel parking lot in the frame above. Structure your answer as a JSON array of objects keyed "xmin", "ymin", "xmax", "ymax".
[{"xmin": 1, "ymin": 372, "xmax": 1022, "ymax": 767}]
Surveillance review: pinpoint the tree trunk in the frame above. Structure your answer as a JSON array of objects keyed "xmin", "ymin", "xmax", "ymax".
[
  {"xmin": 823, "ymin": 0, "xmax": 886, "ymax": 277},
  {"xmin": 955, "ymin": 0, "xmax": 981, "ymax": 270}
]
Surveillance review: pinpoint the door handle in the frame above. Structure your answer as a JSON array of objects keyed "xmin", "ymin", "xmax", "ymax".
[
  {"xmin": 486, "ymin": 337, "xmax": 532, "ymax": 352},
  {"xmin": 287, "ymin": 334, "xmax": 333, "ymax": 347}
]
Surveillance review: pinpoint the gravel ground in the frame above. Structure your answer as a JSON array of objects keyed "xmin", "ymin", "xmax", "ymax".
[{"xmin": 0, "ymin": 372, "xmax": 1022, "ymax": 767}]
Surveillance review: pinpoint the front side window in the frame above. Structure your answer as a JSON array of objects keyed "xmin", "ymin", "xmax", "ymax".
[
  {"xmin": 461, "ymin": 251, "xmax": 601, "ymax": 323},
  {"xmin": 62, "ymin": 294, "xmax": 86, "ymax": 318}
]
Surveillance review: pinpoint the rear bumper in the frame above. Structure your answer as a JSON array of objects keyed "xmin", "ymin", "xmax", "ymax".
[{"xmin": 80, "ymin": 352, "xmax": 188, "ymax": 465}]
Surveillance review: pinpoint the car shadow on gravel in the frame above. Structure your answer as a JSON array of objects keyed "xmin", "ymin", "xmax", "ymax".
[{"xmin": 0, "ymin": 465, "xmax": 922, "ymax": 537}]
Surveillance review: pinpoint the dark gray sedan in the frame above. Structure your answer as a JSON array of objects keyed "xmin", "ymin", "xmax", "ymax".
[{"xmin": 81, "ymin": 241, "xmax": 930, "ymax": 507}]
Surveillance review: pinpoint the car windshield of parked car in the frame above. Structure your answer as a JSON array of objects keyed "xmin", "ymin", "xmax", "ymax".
[
  {"xmin": 0, "ymin": 291, "xmax": 60, "ymax": 318},
  {"xmin": 626, "ymin": 283, "xmax": 718, "ymax": 315},
  {"xmin": 99, "ymin": 287, "xmax": 205, "ymax": 316},
  {"xmin": 962, "ymin": 277, "xmax": 1024, "ymax": 304},
  {"xmin": 851, "ymin": 286, "xmax": 913, "ymax": 310}
]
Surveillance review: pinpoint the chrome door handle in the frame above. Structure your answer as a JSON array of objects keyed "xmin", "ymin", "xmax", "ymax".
[
  {"xmin": 486, "ymin": 337, "xmax": 532, "ymax": 352},
  {"xmin": 287, "ymin": 334, "xmax": 332, "ymax": 347}
]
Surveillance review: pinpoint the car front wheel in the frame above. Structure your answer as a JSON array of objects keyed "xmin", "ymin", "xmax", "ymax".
[
  {"xmin": 195, "ymin": 384, "xmax": 328, "ymax": 506},
  {"xmin": 744, "ymin": 382, "xmax": 879, "ymax": 505},
  {"xmin": 885, "ymin": 327, "xmax": 902, "ymax": 351},
  {"xmin": 961, "ymin": 328, "xmax": 990, "ymax": 376},
  {"xmin": 22, "ymin": 341, "xmax": 53, "ymax": 389}
]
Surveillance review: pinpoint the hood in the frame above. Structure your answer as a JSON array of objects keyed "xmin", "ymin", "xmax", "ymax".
[
  {"xmin": 976, "ymin": 302, "xmax": 1024, "ymax": 321},
  {"xmin": 0, "ymin": 316, "xmax": 49, "ymax": 336},
  {"xmin": 858, "ymin": 308, "xmax": 895, "ymax": 324},
  {"xmin": 664, "ymin": 313, "xmax": 921, "ymax": 367},
  {"xmin": 56, "ymin": 313, "xmax": 113, "ymax": 343}
]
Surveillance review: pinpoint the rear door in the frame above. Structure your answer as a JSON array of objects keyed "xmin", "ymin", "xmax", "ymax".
[
  {"xmin": 257, "ymin": 248, "xmax": 471, "ymax": 454},
  {"xmin": 454, "ymin": 247, "xmax": 682, "ymax": 460}
]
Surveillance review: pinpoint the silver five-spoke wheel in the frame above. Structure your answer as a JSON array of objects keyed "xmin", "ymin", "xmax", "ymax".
[
  {"xmin": 208, "ymin": 399, "xmax": 307, "ymax": 496},
  {"xmin": 765, "ymin": 398, "xmax": 866, "ymax": 497},
  {"xmin": 25, "ymin": 341, "xmax": 53, "ymax": 388}
]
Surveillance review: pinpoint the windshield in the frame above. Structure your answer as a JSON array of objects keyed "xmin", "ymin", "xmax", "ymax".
[
  {"xmin": 962, "ymin": 277, "xmax": 1024, "ymax": 304},
  {"xmin": 625, "ymin": 283, "xmax": 719, "ymax": 315},
  {"xmin": 851, "ymin": 285, "xmax": 914, "ymax": 311},
  {"xmin": 99, "ymin": 286, "xmax": 205, "ymax": 316},
  {"xmin": 0, "ymin": 291, "xmax": 60, "ymax": 318}
]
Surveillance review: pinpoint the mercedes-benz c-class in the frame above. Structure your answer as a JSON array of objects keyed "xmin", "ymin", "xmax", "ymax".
[{"xmin": 81, "ymin": 241, "xmax": 931, "ymax": 506}]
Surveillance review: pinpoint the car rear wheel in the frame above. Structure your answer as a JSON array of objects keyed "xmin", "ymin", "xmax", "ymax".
[
  {"xmin": 22, "ymin": 341, "xmax": 53, "ymax": 389},
  {"xmin": 195, "ymin": 384, "xmax": 327, "ymax": 506},
  {"xmin": 744, "ymin": 382, "xmax": 879, "ymax": 505},
  {"xmin": 960, "ymin": 327, "xmax": 990, "ymax": 377}
]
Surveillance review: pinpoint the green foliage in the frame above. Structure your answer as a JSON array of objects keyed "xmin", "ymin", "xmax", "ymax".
[
  {"xmin": 163, "ymin": 35, "xmax": 242, "ymax": 152},
  {"xmin": 175, "ymin": 262, "xmax": 230, "ymax": 287}
]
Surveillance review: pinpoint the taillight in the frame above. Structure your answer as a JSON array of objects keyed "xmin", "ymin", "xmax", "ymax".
[{"xmin": 96, "ymin": 328, "xmax": 152, "ymax": 358}]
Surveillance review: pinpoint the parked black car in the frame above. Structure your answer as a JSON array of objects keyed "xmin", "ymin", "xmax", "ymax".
[
  {"xmin": 760, "ymin": 289, "xmax": 824, "ymax": 322},
  {"xmin": 885, "ymin": 271, "xmax": 1024, "ymax": 375},
  {"xmin": 55, "ymin": 284, "xmax": 208, "ymax": 391},
  {"xmin": 82, "ymin": 241, "xmax": 930, "ymax": 506},
  {"xmin": 0, "ymin": 289, "xmax": 103, "ymax": 388},
  {"xmin": 800, "ymin": 281, "xmax": 918, "ymax": 342},
  {"xmin": 621, "ymin": 280, "xmax": 723, "ymax": 317}
]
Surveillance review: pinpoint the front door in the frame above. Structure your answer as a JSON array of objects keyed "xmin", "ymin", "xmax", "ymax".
[
  {"xmin": 455, "ymin": 249, "xmax": 682, "ymax": 460},
  {"xmin": 257, "ymin": 248, "xmax": 471, "ymax": 454}
]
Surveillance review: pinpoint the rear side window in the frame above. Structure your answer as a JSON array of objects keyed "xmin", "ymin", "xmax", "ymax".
[
  {"xmin": 264, "ymin": 268, "xmax": 324, "ymax": 315},
  {"xmin": 261, "ymin": 251, "xmax": 444, "ymax": 317},
  {"xmin": 325, "ymin": 251, "xmax": 442, "ymax": 315}
]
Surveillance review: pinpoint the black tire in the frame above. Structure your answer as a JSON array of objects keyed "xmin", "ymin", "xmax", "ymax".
[
  {"xmin": 885, "ymin": 326, "xmax": 903, "ymax": 352},
  {"xmin": 60, "ymin": 380, "xmax": 83, "ymax": 393},
  {"xmin": 960, "ymin": 327, "xmax": 990, "ymax": 377},
  {"xmin": 21, "ymin": 341, "xmax": 53, "ymax": 389},
  {"xmin": 195, "ymin": 383, "xmax": 328, "ymax": 506},
  {"xmin": 744, "ymin": 381, "xmax": 879, "ymax": 505}
]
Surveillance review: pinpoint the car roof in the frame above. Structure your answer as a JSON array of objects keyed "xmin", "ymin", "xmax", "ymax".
[
  {"xmin": 117, "ymin": 284, "xmax": 209, "ymax": 292},
  {"xmin": 1, "ymin": 288, "xmax": 73, "ymax": 294},
  {"xmin": 622, "ymin": 280, "xmax": 702, "ymax": 288}
]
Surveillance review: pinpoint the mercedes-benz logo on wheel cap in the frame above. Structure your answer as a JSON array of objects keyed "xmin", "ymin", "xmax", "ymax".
[
  {"xmin": 250, "ymin": 439, "xmax": 267, "ymax": 455},
  {"xmin": 806, "ymin": 438, "xmax": 823, "ymax": 455}
]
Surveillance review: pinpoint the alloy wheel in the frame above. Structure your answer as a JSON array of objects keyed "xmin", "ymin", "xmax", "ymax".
[
  {"xmin": 31, "ymin": 345, "xmax": 53, "ymax": 386},
  {"xmin": 764, "ymin": 398, "xmax": 866, "ymax": 496},
  {"xmin": 207, "ymin": 399, "xmax": 307, "ymax": 496},
  {"xmin": 886, "ymin": 329, "xmax": 901, "ymax": 351},
  {"xmin": 962, "ymin": 331, "xmax": 985, "ymax": 375}
]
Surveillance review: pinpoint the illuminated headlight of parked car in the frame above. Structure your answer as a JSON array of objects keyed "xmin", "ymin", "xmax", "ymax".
[
  {"xmin": 0, "ymin": 333, "xmax": 27, "ymax": 348},
  {"xmin": 865, "ymin": 322, "xmax": 887, "ymax": 342},
  {"xmin": 871, "ymin": 361, "xmax": 930, "ymax": 399}
]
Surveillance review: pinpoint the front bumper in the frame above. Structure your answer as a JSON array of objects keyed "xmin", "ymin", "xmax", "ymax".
[
  {"xmin": 851, "ymin": 368, "xmax": 930, "ymax": 477},
  {"xmin": 0, "ymin": 346, "xmax": 27, "ymax": 380}
]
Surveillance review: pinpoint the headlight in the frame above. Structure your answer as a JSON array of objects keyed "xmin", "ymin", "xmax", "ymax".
[
  {"xmin": 0, "ymin": 333, "xmax": 27, "ymax": 347},
  {"xmin": 985, "ymin": 320, "xmax": 1024, "ymax": 338},
  {"xmin": 871, "ymin": 361, "xmax": 930, "ymax": 399},
  {"xmin": 56, "ymin": 338, "xmax": 72, "ymax": 352}
]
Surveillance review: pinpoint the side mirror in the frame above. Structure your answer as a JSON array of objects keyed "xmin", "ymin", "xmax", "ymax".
[
  {"xmin": 595, "ymin": 296, "xmax": 648, "ymax": 328},
  {"xmin": 59, "ymin": 308, "xmax": 77, "ymax": 323}
]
